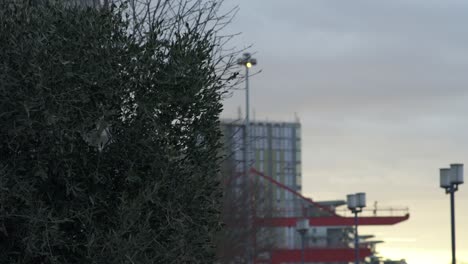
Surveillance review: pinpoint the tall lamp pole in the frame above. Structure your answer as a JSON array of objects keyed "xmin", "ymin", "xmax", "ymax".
[
  {"xmin": 440, "ymin": 163, "xmax": 464, "ymax": 264},
  {"xmin": 296, "ymin": 218, "xmax": 310, "ymax": 264},
  {"xmin": 237, "ymin": 53, "xmax": 257, "ymax": 263},
  {"xmin": 347, "ymin": 192, "xmax": 366, "ymax": 264},
  {"xmin": 237, "ymin": 53, "xmax": 257, "ymax": 172}
]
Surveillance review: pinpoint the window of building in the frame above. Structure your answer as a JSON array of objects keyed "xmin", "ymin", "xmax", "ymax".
[
  {"xmin": 284, "ymin": 175, "xmax": 290, "ymax": 186},
  {"xmin": 295, "ymin": 139, "xmax": 301, "ymax": 150},
  {"xmin": 284, "ymin": 139, "xmax": 292, "ymax": 149},
  {"xmin": 235, "ymin": 150, "xmax": 243, "ymax": 161},
  {"xmin": 296, "ymin": 150, "xmax": 301, "ymax": 162},
  {"xmin": 283, "ymin": 127, "xmax": 292, "ymax": 138},
  {"xmin": 273, "ymin": 139, "xmax": 280, "ymax": 150},
  {"xmin": 273, "ymin": 126, "xmax": 281, "ymax": 138},
  {"xmin": 249, "ymin": 126, "xmax": 255, "ymax": 136}
]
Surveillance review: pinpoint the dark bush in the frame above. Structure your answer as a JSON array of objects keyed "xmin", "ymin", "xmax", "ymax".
[{"xmin": 0, "ymin": 1, "xmax": 238, "ymax": 263}]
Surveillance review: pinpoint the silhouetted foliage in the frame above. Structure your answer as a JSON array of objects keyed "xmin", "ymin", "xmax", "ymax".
[{"xmin": 0, "ymin": 0, "xmax": 239, "ymax": 263}]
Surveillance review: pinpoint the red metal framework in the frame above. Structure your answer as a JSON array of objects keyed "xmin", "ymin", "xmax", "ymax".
[
  {"xmin": 254, "ymin": 215, "xmax": 410, "ymax": 228},
  {"xmin": 251, "ymin": 168, "xmax": 409, "ymax": 227},
  {"xmin": 244, "ymin": 168, "xmax": 410, "ymax": 263},
  {"xmin": 269, "ymin": 248, "xmax": 373, "ymax": 264}
]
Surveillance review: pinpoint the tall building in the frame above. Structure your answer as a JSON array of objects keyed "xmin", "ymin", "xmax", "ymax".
[{"xmin": 221, "ymin": 119, "xmax": 302, "ymax": 248}]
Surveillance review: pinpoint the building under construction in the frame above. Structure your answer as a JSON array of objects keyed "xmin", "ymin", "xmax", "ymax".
[{"xmin": 220, "ymin": 119, "xmax": 409, "ymax": 264}]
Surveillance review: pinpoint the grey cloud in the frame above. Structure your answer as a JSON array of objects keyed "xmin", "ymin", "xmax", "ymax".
[{"xmin": 223, "ymin": 1, "xmax": 468, "ymax": 120}]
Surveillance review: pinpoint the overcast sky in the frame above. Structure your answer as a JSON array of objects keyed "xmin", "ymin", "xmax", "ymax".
[{"xmin": 221, "ymin": 1, "xmax": 468, "ymax": 263}]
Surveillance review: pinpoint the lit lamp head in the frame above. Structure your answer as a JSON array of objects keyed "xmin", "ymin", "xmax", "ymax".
[
  {"xmin": 237, "ymin": 53, "xmax": 257, "ymax": 68},
  {"xmin": 450, "ymin": 163, "xmax": 464, "ymax": 185},
  {"xmin": 246, "ymin": 58, "xmax": 257, "ymax": 68},
  {"xmin": 440, "ymin": 168, "xmax": 451, "ymax": 189}
]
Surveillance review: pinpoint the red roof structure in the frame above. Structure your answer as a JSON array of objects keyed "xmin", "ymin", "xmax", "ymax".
[{"xmin": 246, "ymin": 168, "xmax": 409, "ymax": 263}]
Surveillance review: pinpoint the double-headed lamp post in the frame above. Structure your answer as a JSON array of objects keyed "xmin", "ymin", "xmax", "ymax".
[
  {"xmin": 440, "ymin": 163, "xmax": 464, "ymax": 264},
  {"xmin": 237, "ymin": 52, "xmax": 257, "ymax": 263},
  {"xmin": 347, "ymin": 192, "xmax": 366, "ymax": 264},
  {"xmin": 296, "ymin": 218, "xmax": 310, "ymax": 264}
]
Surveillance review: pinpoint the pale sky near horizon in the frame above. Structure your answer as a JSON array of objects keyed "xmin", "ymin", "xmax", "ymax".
[{"xmin": 220, "ymin": 1, "xmax": 468, "ymax": 263}]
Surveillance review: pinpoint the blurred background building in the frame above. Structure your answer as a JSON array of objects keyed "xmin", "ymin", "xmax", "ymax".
[{"xmin": 221, "ymin": 119, "xmax": 302, "ymax": 248}]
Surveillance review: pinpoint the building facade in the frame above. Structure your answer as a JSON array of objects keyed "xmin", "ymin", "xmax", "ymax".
[{"xmin": 221, "ymin": 119, "xmax": 302, "ymax": 248}]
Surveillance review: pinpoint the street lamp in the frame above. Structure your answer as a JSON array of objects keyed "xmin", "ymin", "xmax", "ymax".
[
  {"xmin": 296, "ymin": 218, "xmax": 309, "ymax": 264},
  {"xmin": 347, "ymin": 192, "xmax": 366, "ymax": 264},
  {"xmin": 440, "ymin": 163, "xmax": 464, "ymax": 264},
  {"xmin": 236, "ymin": 52, "xmax": 257, "ymax": 170},
  {"xmin": 237, "ymin": 52, "xmax": 257, "ymax": 263}
]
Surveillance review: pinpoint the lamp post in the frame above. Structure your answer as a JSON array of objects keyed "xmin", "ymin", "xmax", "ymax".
[
  {"xmin": 347, "ymin": 192, "xmax": 366, "ymax": 264},
  {"xmin": 296, "ymin": 218, "xmax": 310, "ymax": 264},
  {"xmin": 237, "ymin": 52, "xmax": 257, "ymax": 263},
  {"xmin": 237, "ymin": 52, "xmax": 257, "ymax": 172},
  {"xmin": 440, "ymin": 163, "xmax": 464, "ymax": 264}
]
